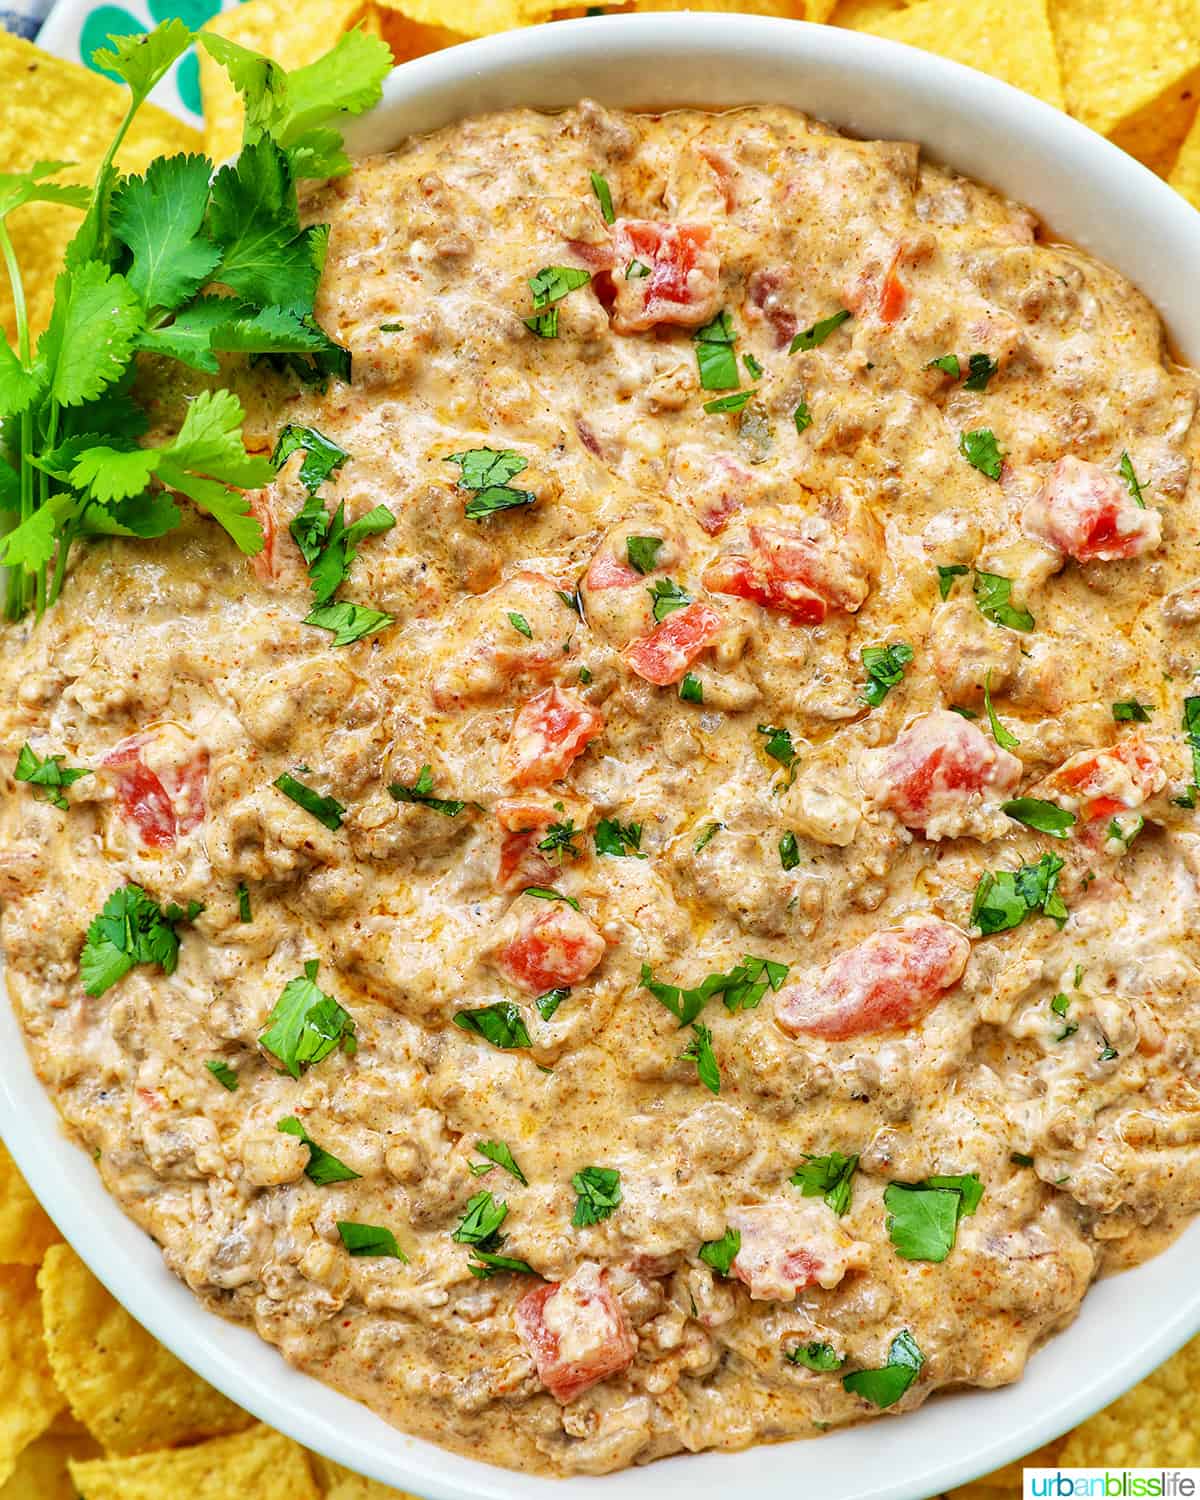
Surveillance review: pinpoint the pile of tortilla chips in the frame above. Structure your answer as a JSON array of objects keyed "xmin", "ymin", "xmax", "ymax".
[{"xmin": 2, "ymin": 0, "xmax": 1200, "ymax": 1492}]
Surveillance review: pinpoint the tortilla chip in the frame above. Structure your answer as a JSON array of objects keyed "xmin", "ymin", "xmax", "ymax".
[
  {"xmin": 1168, "ymin": 108, "xmax": 1200, "ymax": 209},
  {"xmin": 361, "ymin": 5, "xmax": 467, "ymax": 67},
  {"xmin": 1057, "ymin": 1331, "xmax": 1200, "ymax": 1467},
  {"xmin": 311, "ymin": 1455, "xmax": 420, "ymax": 1498},
  {"xmin": 68, "ymin": 1424, "xmax": 322, "ymax": 1500},
  {"xmin": 373, "ymin": 0, "xmax": 541, "ymax": 33},
  {"xmin": 1050, "ymin": 0, "xmax": 1200, "ymax": 176},
  {"xmin": 0, "ymin": 30, "xmax": 201, "ymax": 346},
  {"xmin": 37, "ymin": 1242, "xmax": 251, "ymax": 1456},
  {"xmin": 0, "ymin": 1265, "xmax": 64, "ymax": 1487},
  {"xmin": 0, "ymin": 1434, "xmax": 102, "ymax": 1500},
  {"xmin": 864, "ymin": 0, "xmax": 1064, "ymax": 110},
  {"xmin": 199, "ymin": 0, "xmax": 374, "ymax": 165},
  {"xmin": 0, "ymin": 1141, "xmax": 60, "ymax": 1266},
  {"xmin": 829, "ymin": 0, "xmax": 909, "ymax": 30}
]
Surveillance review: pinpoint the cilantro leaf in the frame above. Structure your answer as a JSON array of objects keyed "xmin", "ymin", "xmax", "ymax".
[
  {"xmin": 936, "ymin": 562, "xmax": 968, "ymax": 600},
  {"xmin": 205, "ymin": 1059, "xmax": 239, "ymax": 1091},
  {"xmin": 336, "ymin": 1220, "xmax": 407, "ymax": 1260},
  {"xmin": 470, "ymin": 1140, "xmax": 528, "ymax": 1185},
  {"xmin": 237, "ymin": 883, "xmax": 252, "ymax": 923},
  {"xmin": 626, "ymin": 535, "xmax": 663, "ymax": 575},
  {"xmin": 445, "ymin": 448, "xmax": 528, "ymax": 489},
  {"xmin": 1185, "ymin": 696, "xmax": 1200, "ymax": 786},
  {"xmin": 791, "ymin": 1150, "xmax": 859, "ymax": 1217},
  {"xmin": 971, "ymin": 853, "xmax": 1067, "ymax": 934},
  {"xmin": 589, "ymin": 171, "xmax": 615, "ymax": 224},
  {"xmin": 789, "ymin": 308, "xmax": 851, "ymax": 354},
  {"xmin": 273, "ymin": 770, "xmax": 344, "ymax": 829},
  {"xmin": 787, "ymin": 1342, "xmax": 844, "ymax": 1372},
  {"xmin": 453, "ymin": 1190, "xmax": 508, "ymax": 1248},
  {"xmin": 698, "ymin": 1226, "xmax": 740, "ymax": 1276},
  {"xmin": 453, "ymin": 1002, "xmax": 532, "ymax": 1050},
  {"xmin": 779, "ymin": 830, "xmax": 800, "ymax": 870},
  {"xmin": 693, "ymin": 820, "xmax": 721, "ymax": 853},
  {"xmin": 36, "ymin": 262, "xmax": 143, "ymax": 407},
  {"xmin": 647, "ymin": 577, "xmax": 691, "ymax": 621},
  {"xmin": 276, "ymin": 1116, "xmax": 360, "ymax": 1184},
  {"xmin": 1119, "ymin": 451, "xmax": 1145, "ymax": 508},
  {"xmin": 153, "ymin": 388, "xmax": 273, "ymax": 552},
  {"xmin": 594, "ymin": 818, "xmax": 643, "ymax": 857},
  {"xmin": 572, "ymin": 1165, "xmax": 621, "ymax": 1227},
  {"xmin": 679, "ymin": 672, "xmax": 703, "ymax": 704},
  {"xmin": 983, "ymin": 668, "xmax": 1019, "ymax": 749},
  {"xmin": 14, "ymin": 743, "xmax": 90, "ymax": 809},
  {"xmin": 974, "ymin": 569, "xmax": 1034, "ymax": 631},
  {"xmin": 704, "ymin": 390, "xmax": 755, "ymax": 414},
  {"xmin": 793, "ymin": 398, "xmax": 813, "ymax": 434},
  {"xmin": 537, "ymin": 819, "xmax": 581, "ymax": 860},
  {"xmin": 693, "ymin": 310, "xmax": 738, "ymax": 391},
  {"xmin": 272, "ymin": 423, "xmax": 349, "ymax": 495},
  {"xmin": 640, "ymin": 955, "xmax": 787, "ymax": 1027},
  {"xmin": 861, "ymin": 642, "xmax": 913, "ymax": 707},
  {"xmin": 304, "ymin": 599, "xmax": 393, "ymax": 646},
  {"xmin": 206, "ymin": 140, "xmax": 323, "ymax": 313},
  {"xmin": 92, "ymin": 20, "xmax": 193, "ymax": 102},
  {"xmin": 260, "ymin": 958, "xmax": 355, "ymax": 1078},
  {"xmin": 388, "ymin": 764, "xmax": 465, "ymax": 817},
  {"xmin": 883, "ymin": 1184, "xmax": 961, "ymax": 1262},
  {"xmin": 536, "ymin": 987, "xmax": 569, "ymax": 1020},
  {"xmin": 111, "ymin": 154, "xmax": 221, "ymax": 314},
  {"xmin": 529, "ymin": 265, "xmax": 591, "ymax": 308},
  {"xmin": 305, "ymin": 501, "xmax": 394, "ymax": 602},
  {"xmin": 842, "ymin": 1331, "xmax": 924, "ymax": 1409},
  {"xmin": 0, "ymin": 161, "xmax": 90, "ymax": 221},
  {"xmin": 468, "ymin": 1249, "xmax": 538, "ymax": 1279},
  {"xmin": 1001, "ymin": 797, "xmax": 1075, "ymax": 838},
  {"xmin": 1112, "ymin": 700, "xmax": 1153, "ymax": 723},
  {"xmin": 962, "ymin": 353, "xmax": 998, "ymax": 391},
  {"xmin": 79, "ymin": 884, "xmax": 190, "ymax": 997},
  {"xmin": 0, "ymin": 340, "xmax": 40, "ymax": 421},
  {"xmin": 927, "ymin": 354, "xmax": 960, "ymax": 378},
  {"xmin": 959, "ymin": 427, "xmax": 1004, "ymax": 479},
  {"xmin": 680, "ymin": 1021, "xmax": 721, "ymax": 1093}
]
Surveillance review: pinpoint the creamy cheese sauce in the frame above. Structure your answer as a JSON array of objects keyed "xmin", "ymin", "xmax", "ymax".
[{"xmin": 3, "ymin": 101, "xmax": 1200, "ymax": 1475}]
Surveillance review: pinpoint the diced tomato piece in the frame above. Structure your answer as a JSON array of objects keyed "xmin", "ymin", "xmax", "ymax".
[
  {"xmin": 865, "ymin": 710, "xmax": 1022, "ymax": 836},
  {"xmin": 102, "ymin": 728, "xmax": 209, "ymax": 849},
  {"xmin": 505, "ymin": 687, "xmax": 604, "ymax": 788},
  {"xmin": 1040, "ymin": 737, "xmax": 1165, "ymax": 823},
  {"xmin": 1022, "ymin": 456, "xmax": 1162, "ymax": 563},
  {"xmin": 879, "ymin": 260, "xmax": 908, "ymax": 323},
  {"xmin": 247, "ymin": 490, "xmax": 277, "ymax": 583},
  {"xmin": 493, "ymin": 795, "xmax": 569, "ymax": 890},
  {"xmin": 610, "ymin": 220, "xmax": 721, "ymax": 334},
  {"xmin": 669, "ymin": 446, "xmax": 758, "ymax": 536},
  {"xmin": 585, "ymin": 550, "xmax": 641, "ymax": 591},
  {"xmin": 776, "ymin": 917, "xmax": 970, "ymax": 1041},
  {"xmin": 515, "ymin": 1262, "xmax": 637, "ymax": 1403},
  {"xmin": 745, "ymin": 268, "xmax": 798, "ymax": 349},
  {"xmin": 728, "ymin": 1199, "xmax": 870, "ymax": 1301},
  {"xmin": 494, "ymin": 896, "xmax": 606, "ymax": 993},
  {"xmin": 622, "ymin": 601, "xmax": 724, "ymax": 686},
  {"xmin": 702, "ymin": 553, "xmax": 827, "ymax": 624}
]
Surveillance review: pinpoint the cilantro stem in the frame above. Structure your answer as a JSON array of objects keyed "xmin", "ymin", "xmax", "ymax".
[
  {"xmin": 48, "ymin": 502, "xmax": 87, "ymax": 608},
  {"xmin": 0, "ymin": 219, "xmax": 32, "ymax": 621}
]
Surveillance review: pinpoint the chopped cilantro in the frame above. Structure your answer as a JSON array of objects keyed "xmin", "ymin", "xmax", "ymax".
[
  {"xmin": 936, "ymin": 562, "xmax": 968, "ymax": 600},
  {"xmin": 679, "ymin": 672, "xmax": 703, "ymax": 704},
  {"xmin": 626, "ymin": 535, "xmax": 663, "ymax": 575},
  {"xmin": 273, "ymin": 771, "xmax": 344, "ymax": 829},
  {"xmin": 861, "ymin": 642, "xmax": 913, "ymax": 708},
  {"xmin": 1010, "ymin": 1152, "xmax": 1035, "ymax": 1168},
  {"xmin": 205, "ymin": 1059, "xmax": 238, "ymax": 1091},
  {"xmin": 971, "ymin": 853, "xmax": 1068, "ymax": 934},
  {"xmin": 1118, "ymin": 451, "xmax": 1146, "ymax": 508},
  {"xmin": 571, "ymin": 1165, "xmax": 622, "ymax": 1226},
  {"xmin": 525, "ymin": 265, "xmax": 591, "ymax": 338},
  {"xmin": 276, "ymin": 1117, "xmax": 360, "ymax": 1184},
  {"xmin": 79, "ymin": 884, "xmax": 192, "ymax": 998},
  {"xmin": 453, "ymin": 1002, "xmax": 532, "ymax": 1050},
  {"xmin": 791, "ymin": 1150, "xmax": 859, "ymax": 1217},
  {"xmin": 789, "ymin": 308, "xmax": 851, "ymax": 354},
  {"xmin": 1050, "ymin": 991, "xmax": 1077, "ymax": 1040},
  {"xmin": 704, "ymin": 389, "xmax": 756, "ymax": 415},
  {"xmin": 595, "ymin": 817, "xmax": 643, "ymax": 857},
  {"xmin": 535, "ymin": 987, "xmax": 569, "ymax": 1020},
  {"xmin": 589, "ymin": 170, "xmax": 615, "ymax": 224},
  {"xmin": 779, "ymin": 830, "xmax": 800, "ymax": 870},
  {"xmin": 236, "ymin": 882, "xmax": 252, "ymax": 923},
  {"xmin": 445, "ymin": 447, "xmax": 535, "ymax": 520},
  {"xmin": 625, "ymin": 258, "xmax": 650, "ymax": 278},
  {"xmin": 14, "ymin": 744, "xmax": 90, "ymax": 810},
  {"xmin": 507, "ymin": 611, "xmax": 533, "ymax": 639},
  {"xmin": 927, "ymin": 354, "xmax": 960, "ymax": 377},
  {"xmin": 793, "ymin": 398, "xmax": 813, "ymax": 434},
  {"xmin": 522, "ymin": 885, "xmax": 580, "ymax": 910},
  {"xmin": 962, "ymin": 353, "xmax": 999, "ymax": 391},
  {"xmin": 470, "ymin": 1140, "xmax": 528, "ymax": 1185},
  {"xmin": 959, "ymin": 427, "xmax": 1004, "ymax": 479},
  {"xmin": 698, "ymin": 1226, "xmax": 740, "ymax": 1275},
  {"xmin": 453, "ymin": 1190, "xmax": 507, "ymax": 1248},
  {"xmin": 693, "ymin": 310, "xmax": 738, "ymax": 391},
  {"xmin": 469, "ymin": 1250, "xmax": 538, "ymax": 1279},
  {"xmin": 379, "ymin": 321, "xmax": 404, "ymax": 332},
  {"xmin": 538, "ymin": 820, "xmax": 582, "ymax": 861},
  {"xmin": 337, "ymin": 1220, "xmax": 407, "ymax": 1259},
  {"xmin": 641, "ymin": 954, "xmax": 788, "ymax": 1026},
  {"xmin": 983, "ymin": 669, "xmax": 1019, "ymax": 749},
  {"xmin": 1106, "ymin": 813, "xmax": 1144, "ymax": 850},
  {"xmin": 680, "ymin": 1021, "xmax": 720, "ymax": 1093},
  {"xmin": 787, "ymin": 1342, "xmax": 844, "ymax": 1372},
  {"xmin": 302, "ymin": 501, "xmax": 395, "ymax": 604},
  {"xmin": 1001, "ymin": 798, "xmax": 1076, "ymax": 838},
  {"xmin": 648, "ymin": 577, "xmax": 692, "ymax": 621},
  {"xmin": 271, "ymin": 423, "xmax": 349, "ymax": 496},
  {"xmin": 842, "ymin": 1331, "xmax": 925, "ymax": 1409},
  {"xmin": 974, "ymin": 569, "xmax": 1034, "ymax": 631},
  {"xmin": 388, "ymin": 764, "xmax": 465, "ymax": 817},
  {"xmin": 304, "ymin": 599, "xmax": 392, "ymax": 646},
  {"xmin": 260, "ymin": 959, "xmax": 355, "ymax": 1078},
  {"xmin": 757, "ymin": 722, "xmax": 799, "ymax": 781},
  {"xmin": 743, "ymin": 353, "xmax": 764, "ymax": 380},
  {"xmin": 693, "ymin": 820, "xmax": 722, "ymax": 853},
  {"xmin": 884, "ymin": 1173, "xmax": 983, "ymax": 1261},
  {"xmin": 1112, "ymin": 700, "xmax": 1153, "ymax": 723},
  {"xmin": 1184, "ymin": 697, "xmax": 1200, "ymax": 785}
]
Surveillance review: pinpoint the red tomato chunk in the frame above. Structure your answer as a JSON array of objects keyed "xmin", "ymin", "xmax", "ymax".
[
  {"xmin": 505, "ymin": 687, "xmax": 603, "ymax": 788},
  {"xmin": 610, "ymin": 220, "xmax": 721, "ymax": 334},
  {"xmin": 729, "ymin": 1200, "xmax": 870, "ymax": 1301},
  {"xmin": 1022, "ymin": 456, "xmax": 1162, "ymax": 563},
  {"xmin": 1041, "ymin": 737, "xmax": 1166, "ymax": 823},
  {"xmin": 866, "ymin": 710, "xmax": 1022, "ymax": 836},
  {"xmin": 623, "ymin": 602, "xmax": 724, "ymax": 686},
  {"xmin": 775, "ymin": 917, "xmax": 971, "ymax": 1040},
  {"xmin": 102, "ymin": 729, "xmax": 208, "ymax": 849},
  {"xmin": 515, "ymin": 1263, "xmax": 637, "ymax": 1403},
  {"xmin": 495, "ymin": 897, "xmax": 606, "ymax": 994}
]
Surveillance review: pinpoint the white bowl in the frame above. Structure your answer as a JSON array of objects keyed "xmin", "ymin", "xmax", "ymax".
[{"xmin": 5, "ymin": 14, "xmax": 1200, "ymax": 1499}]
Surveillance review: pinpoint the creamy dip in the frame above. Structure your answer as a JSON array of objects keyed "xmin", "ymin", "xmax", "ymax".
[{"xmin": 3, "ymin": 100, "xmax": 1200, "ymax": 1476}]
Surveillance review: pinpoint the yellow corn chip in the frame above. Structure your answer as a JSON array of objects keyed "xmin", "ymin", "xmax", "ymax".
[
  {"xmin": 0, "ymin": 1141, "xmax": 60, "ymax": 1266},
  {"xmin": 313, "ymin": 1455, "xmax": 419, "ymax": 1499},
  {"xmin": 1050, "ymin": 0, "xmax": 1200, "ymax": 176},
  {"xmin": 0, "ymin": 30, "xmax": 201, "ymax": 346},
  {"xmin": 1057, "ymin": 1332, "xmax": 1200, "ymax": 1467},
  {"xmin": 371, "ymin": 0, "xmax": 539, "ymax": 32},
  {"xmin": 0, "ymin": 1434, "xmax": 101, "ymax": 1500},
  {"xmin": 361, "ymin": 5, "xmax": 467, "ymax": 68},
  {"xmin": 864, "ymin": 0, "xmax": 1064, "ymax": 110},
  {"xmin": 68, "ymin": 1424, "xmax": 322, "ymax": 1500},
  {"xmin": 624, "ymin": 0, "xmax": 802, "ymax": 15},
  {"xmin": 0, "ymin": 1265, "xmax": 64, "ymax": 1487},
  {"xmin": 199, "ymin": 0, "xmax": 373, "ymax": 165},
  {"xmin": 1168, "ymin": 108, "xmax": 1200, "ymax": 208},
  {"xmin": 829, "ymin": 0, "xmax": 909, "ymax": 30},
  {"xmin": 37, "ymin": 1243, "xmax": 251, "ymax": 1456}
]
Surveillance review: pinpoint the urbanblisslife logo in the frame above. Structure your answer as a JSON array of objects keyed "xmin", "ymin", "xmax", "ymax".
[{"xmin": 1025, "ymin": 1472, "xmax": 1200, "ymax": 1498}]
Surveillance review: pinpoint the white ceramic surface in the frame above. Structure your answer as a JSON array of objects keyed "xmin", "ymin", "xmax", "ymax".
[{"xmin": 4, "ymin": 15, "xmax": 1200, "ymax": 1499}]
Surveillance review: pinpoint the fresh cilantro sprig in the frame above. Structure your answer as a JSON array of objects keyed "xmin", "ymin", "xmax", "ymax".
[
  {"xmin": 79, "ymin": 883, "xmax": 198, "ymax": 997},
  {"xmin": 0, "ymin": 22, "xmax": 390, "ymax": 622},
  {"xmin": 791, "ymin": 1150, "xmax": 859, "ymax": 1216},
  {"xmin": 640, "ymin": 954, "xmax": 788, "ymax": 1026},
  {"xmin": 842, "ymin": 1330, "xmax": 925, "ymax": 1409},
  {"xmin": 14, "ymin": 743, "xmax": 90, "ymax": 809},
  {"xmin": 259, "ymin": 958, "xmax": 356, "ymax": 1078},
  {"xmin": 571, "ymin": 1165, "xmax": 621, "ymax": 1227}
]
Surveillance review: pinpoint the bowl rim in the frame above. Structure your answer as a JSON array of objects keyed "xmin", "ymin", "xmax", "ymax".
[{"xmin": 5, "ymin": 13, "xmax": 1200, "ymax": 1500}]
